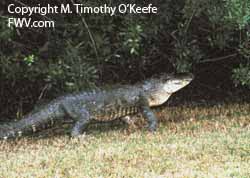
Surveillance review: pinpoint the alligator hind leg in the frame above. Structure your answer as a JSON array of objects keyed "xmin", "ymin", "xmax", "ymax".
[
  {"xmin": 60, "ymin": 103, "xmax": 91, "ymax": 137},
  {"xmin": 71, "ymin": 118, "xmax": 89, "ymax": 137},
  {"xmin": 69, "ymin": 109, "xmax": 90, "ymax": 137}
]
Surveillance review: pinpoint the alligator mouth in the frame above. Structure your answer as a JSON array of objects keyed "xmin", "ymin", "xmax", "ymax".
[{"xmin": 183, "ymin": 78, "xmax": 193, "ymax": 84}]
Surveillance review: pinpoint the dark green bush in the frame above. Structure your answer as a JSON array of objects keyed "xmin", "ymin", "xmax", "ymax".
[{"xmin": 0, "ymin": 0, "xmax": 249, "ymax": 118}]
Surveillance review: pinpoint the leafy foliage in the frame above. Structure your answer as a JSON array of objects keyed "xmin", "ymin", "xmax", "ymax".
[
  {"xmin": 225, "ymin": 0, "xmax": 250, "ymax": 29},
  {"xmin": 229, "ymin": 0, "xmax": 250, "ymax": 87},
  {"xmin": 0, "ymin": 0, "xmax": 249, "ymax": 118}
]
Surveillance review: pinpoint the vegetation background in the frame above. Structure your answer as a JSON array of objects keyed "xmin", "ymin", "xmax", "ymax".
[
  {"xmin": 0, "ymin": 0, "xmax": 249, "ymax": 120},
  {"xmin": 0, "ymin": 1, "xmax": 250, "ymax": 177}
]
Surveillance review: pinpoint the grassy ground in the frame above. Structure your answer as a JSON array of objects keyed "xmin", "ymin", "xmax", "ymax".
[{"xmin": 0, "ymin": 103, "xmax": 250, "ymax": 178}]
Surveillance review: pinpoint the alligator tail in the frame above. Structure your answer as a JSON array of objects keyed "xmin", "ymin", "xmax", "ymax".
[
  {"xmin": 0, "ymin": 103, "xmax": 63, "ymax": 139},
  {"xmin": 0, "ymin": 123, "xmax": 14, "ymax": 139}
]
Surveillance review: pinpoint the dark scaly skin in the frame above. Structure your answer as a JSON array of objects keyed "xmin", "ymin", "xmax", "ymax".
[{"xmin": 0, "ymin": 73, "xmax": 193, "ymax": 139}]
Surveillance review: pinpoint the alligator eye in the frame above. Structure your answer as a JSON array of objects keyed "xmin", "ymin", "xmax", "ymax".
[
  {"xmin": 173, "ymin": 82, "xmax": 181, "ymax": 85},
  {"xmin": 150, "ymin": 96, "xmax": 155, "ymax": 102}
]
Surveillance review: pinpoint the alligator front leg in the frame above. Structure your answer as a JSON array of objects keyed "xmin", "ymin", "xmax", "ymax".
[
  {"xmin": 141, "ymin": 105, "xmax": 157, "ymax": 131},
  {"xmin": 139, "ymin": 94, "xmax": 158, "ymax": 131},
  {"xmin": 121, "ymin": 116, "xmax": 135, "ymax": 125}
]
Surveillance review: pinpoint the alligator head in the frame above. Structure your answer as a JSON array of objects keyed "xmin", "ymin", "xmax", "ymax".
[{"xmin": 142, "ymin": 73, "xmax": 194, "ymax": 106}]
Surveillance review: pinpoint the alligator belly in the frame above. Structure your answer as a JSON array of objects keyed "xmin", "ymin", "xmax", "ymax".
[{"xmin": 94, "ymin": 106, "xmax": 139, "ymax": 122}]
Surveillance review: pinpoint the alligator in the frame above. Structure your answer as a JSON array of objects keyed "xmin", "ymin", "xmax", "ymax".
[{"xmin": 0, "ymin": 73, "xmax": 193, "ymax": 139}]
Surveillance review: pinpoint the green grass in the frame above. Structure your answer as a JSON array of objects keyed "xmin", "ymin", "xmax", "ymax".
[{"xmin": 0, "ymin": 103, "xmax": 250, "ymax": 178}]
